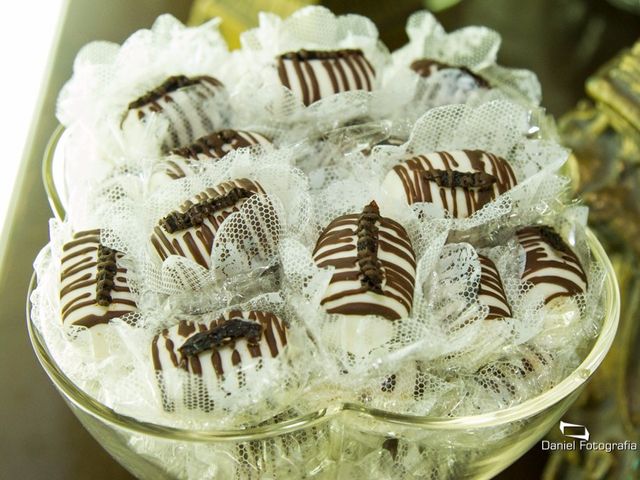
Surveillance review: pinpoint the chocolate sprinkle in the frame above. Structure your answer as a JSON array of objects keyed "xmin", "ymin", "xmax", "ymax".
[
  {"xmin": 96, "ymin": 244, "xmax": 118, "ymax": 306},
  {"xmin": 279, "ymin": 48, "xmax": 365, "ymax": 61},
  {"xmin": 357, "ymin": 201, "xmax": 384, "ymax": 293},
  {"xmin": 410, "ymin": 58, "xmax": 490, "ymax": 88},
  {"xmin": 161, "ymin": 187, "xmax": 256, "ymax": 234},
  {"xmin": 171, "ymin": 129, "xmax": 257, "ymax": 160},
  {"xmin": 532, "ymin": 225, "xmax": 573, "ymax": 255},
  {"xmin": 421, "ymin": 169, "xmax": 497, "ymax": 190},
  {"xmin": 178, "ymin": 318, "xmax": 263, "ymax": 359},
  {"xmin": 127, "ymin": 75, "xmax": 223, "ymax": 110}
]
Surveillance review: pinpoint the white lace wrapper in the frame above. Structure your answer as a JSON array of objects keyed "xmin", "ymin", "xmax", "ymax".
[
  {"xmin": 229, "ymin": 7, "xmax": 390, "ymax": 140},
  {"xmin": 56, "ymin": 15, "xmax": 231, "ymax": 199},
  {"xmin": 379, "ymin": 11, "xmax": 541, "ymax": 134},
  {"xmin": 371, "ymin": 100, "xmax": 570, "ymax": 234}
]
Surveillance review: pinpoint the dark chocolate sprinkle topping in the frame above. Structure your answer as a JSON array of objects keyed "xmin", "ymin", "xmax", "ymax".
[
  {"xmin": 357, "ymin": 201, "xmax": 384, "ymax": 293},
  {"xmin": 410, "ymin": 58, "xmax": 490, "ymax": 88},
  {"xmin": 279, "ymin": 48, "xmax": 365, "ymax": 61},
  {"xmin": 127, "ymin": 75, "xmax": 223, "ymax": 110},
  {"xmin": 96, "ymin": 244, "xmax": 118, "ymax": 306},
  {"xmin": 421, "ymin": 169, "xmax": 497, "ymax": 190},
  {"xmin": 170, "ymin": 129, "xmax": 259, "ymax": 160},
  {"xmin": 531, "ymin": 225, "xmax": 573, "ymax": 255},
  {"xmin": 178, "ymin": 318, "xmax": 262, "ymax": 359},
  {"xmin": 161, "ymin": 187, "xmax": 256, "ymax": 234}
]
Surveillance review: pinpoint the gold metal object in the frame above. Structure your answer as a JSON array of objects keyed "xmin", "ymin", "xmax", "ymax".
[
  {"xmin": 547, "ymin": 39, "xmax": 640, "ymax": 480},
  {"xmin": 188, "ymin": 0, "xmax": 316, "ymax": 48}
]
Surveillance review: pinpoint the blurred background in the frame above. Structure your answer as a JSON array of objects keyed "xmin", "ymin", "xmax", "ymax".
[{"xmin": 0, "ymin": 0, "xmax": 638, "ymax": 478}]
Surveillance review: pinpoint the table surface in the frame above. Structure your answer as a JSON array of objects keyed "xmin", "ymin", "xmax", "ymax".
[{"xmin": 1, "ymin": 1, "xmax": 637, "ymax": 479}]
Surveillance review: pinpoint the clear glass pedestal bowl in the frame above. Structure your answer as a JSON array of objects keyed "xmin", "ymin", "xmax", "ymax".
[{"xmin": 30, "ymin": 127, "xmax": 621, "ymax": 479}]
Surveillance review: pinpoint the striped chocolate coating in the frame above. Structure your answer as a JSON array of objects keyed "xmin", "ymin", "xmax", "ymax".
[
  {"xmin": 516, "ymin": 225, "xmax": 588, "ymax": 304},
  {"xmin": 312, "ymin": 202, "xmax": 416, "ymax": 320},
  {"xmin": 121, "ymin": 75, "xmax": 227, "ymax": 152},
  {"xmin": 151, "ymin": 310, "xmax": 288, "ymax": 409},
  {"xmin": 276, "ymin": 49, "xmax": 375, "ymax": 106},
  {"xmin": 164, "ymin": 129, "xmax": 271, "ymax": 181},
  {"xmin": 59, "ymin": 229, "xmax": 137, "ymax": 328},
  {"xmin": 382, "ymin": 150, "xmax": 518, "ymax": 218},
  {"xmin": 149, "ymin": 178, "xmax": 266, "ymax": 268},
  {"xmin": 410, "ymin": 58, "xmax": 490, "ymax": 88},
  {"xmin": 478, "ymin": 254, "xmax": 512, "ymax": 320}
]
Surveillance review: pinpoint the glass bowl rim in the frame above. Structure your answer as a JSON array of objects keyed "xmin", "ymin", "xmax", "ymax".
[{"xmin": 32, "ymin": 128, "xmax": 620, "ymax": 442}]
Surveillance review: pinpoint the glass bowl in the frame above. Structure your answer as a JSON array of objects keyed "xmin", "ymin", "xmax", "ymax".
[{"xmin": 34, "ymin": 126, "xmax": 621, "ymax": 479}]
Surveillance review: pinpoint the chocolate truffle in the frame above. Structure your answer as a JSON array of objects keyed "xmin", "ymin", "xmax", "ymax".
[
  {"xmin": 478, "ymin": 254, "xmax": 512, "ymax": 320},
  {"xmin": 276, "ymin": 49, "xmax": 375, "ymax": 106},
  {"xmin": 312, "ymin": 201, "xmax": 416, "ymax": 320},
  {"xmin": 164, "ymin": 129, "xmax": 271, "ymax": 180},
  {"xmin": 59, "ymin": 229, "xmax": 137, "ymax": 328},
  {"xmin": 382, "ymin": 150, "xmax": 518, "ymax": 218},
  {"xmin": 151, "ymin": 310, "xmax": 288, "ymax": 409},
  {"xmin": 121, "ymin": 75, "xmax": 227, "ymax": 152},
  {"xmin": 150, "ymin": 178, "xmax": 266, "ymax": 268},
  {"xmin": 516, "ymin": 225, "xmax": 588, "ymax": 304}
]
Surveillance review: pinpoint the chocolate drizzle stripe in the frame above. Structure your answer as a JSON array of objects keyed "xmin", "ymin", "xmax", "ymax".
[
  {"xmin": 321, "ymin": 60, "xmax": 339, "ymax": 93},
  {"xmin": 165, "ymin": 337, "xmax": 179, "ymax": 368},
  {"xmin": 379, "ymin": 229, "xmax": 413, "ymax": 256},
  {"xmin": 477, "ymin": 255, "xmax": 512, "ymax": 319},
  {"xmin": 152, "ymin": 335, "xmax": 162, "ymax": 370},
  {"xmin": 326, "ymin": 302, "xmax": 401, "ymax": 320},
  {"xmin": 171, "ymin": 236, "xmax": 186, "ymax": 257},
  {"xmin": 361, "ymin": 55, "xmax": 376, "ymax": 77},
  {"xmin": 61, "ymin": 259, "xmax": 96, "ymax": 281},
  {"xmin": 59, "ymin": 274, "xmax": 93, "ymax": 298},
  {"xmin": 166, "ymin": 160, "xmax": 187, "ymax": 180},
  {"xmin": 342, "ymin": 54, "xmax": 362, "ymax": 90},
  {"xmin": 61, "ymin": 293, "xmax": 91, "ymax": 318},
  {"xmin": 379, "ymin": 237, "xmax": 417, "ymax": 269},
  {"xmin": 262, "ymin": 314, "xmax": 279, "ymax": 358},
  {"xmin": 72, "ymin": 310, "xmax": 135, "ymax": 329},
  {"xmin": 352, "ymin": 54, "xmax": 373, "ymax": 91},
  {"xmin": 73, "ymin": 229, "xmax": 101, "ymax": 238},
  {"xmin": 60, "ymin": 255, "xmax": 93, "ymax": 280},
  {"xmin": 522, "ymin": 256, "xmax": 587, "ymax": 281},
  {"xmin": 277, "ymin": 57, "xmax": 291, "ymax": 89},
  {"xmin": 62, "ymin": 235, "xmax": 100, "ymax": 252},
  {"xmin": 61, "ymin": 246, "xmax": 98, "ymax": 264},
  {"xmin": 314, "ymin": 228, "xmax": 355, "ymax": 251},
  {"xmin": 152, "ymin": 226, "xmax": 177, "ymax": 257},
  {"xmin": 333, "ymin": 57, "xmax": 349, "ymax": 92},
  {"xmin": 182, "ymin": 231, "xmax": 207, "ymax": 268},
  {"xmin": 322, "ymin": 215, "xmax": 360, "ymax": 230},
  {"xmin": 313, "ymin": 243, "xmax": 356, "ymax": 261},
  {"xmin": 291, "ymin": 57, "xmax": 309, "ymax": 106},
  {"xmin": 302, "ymin": 59, "xmax": 320, "ymax": 104},
  {"xmin": 187, "ymin": 88, "xmax": 215, "ymax": 134},
  {"xmin": 165, "ymin": 97, "xmax": 192, "ymax": 147},
  {"xmin": 271, "ymin": 313, "xmax": 288, "ymax": 347}
]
